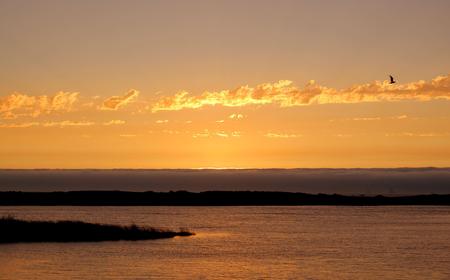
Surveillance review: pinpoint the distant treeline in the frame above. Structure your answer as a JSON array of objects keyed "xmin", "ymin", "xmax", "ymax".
[{"xmin": 0, "ymin": 191, "xmax": 449, "ymax": 206}]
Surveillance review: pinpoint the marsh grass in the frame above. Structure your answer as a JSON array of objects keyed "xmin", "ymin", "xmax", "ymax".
[{"xmin": 0, "ymin": 216, "xmax": 194, "ymax": 243}]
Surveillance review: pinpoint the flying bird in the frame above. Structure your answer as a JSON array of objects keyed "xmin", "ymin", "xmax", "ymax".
[{"xmin": 389, "ymin": 75, "xmax": 396, "ymax": 84}]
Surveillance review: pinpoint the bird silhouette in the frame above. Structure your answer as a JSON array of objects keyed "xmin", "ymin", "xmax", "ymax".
[{"xmin": 389, "ymin": 75, "xmax": 396, "ymax": 84}]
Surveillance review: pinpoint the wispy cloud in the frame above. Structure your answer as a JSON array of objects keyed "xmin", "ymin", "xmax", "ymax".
[
  {"xmin": 265, "ymin": 132, "xmax": 303, "ymax": 138},
  {"xmin": 0, "ymin": 92, "xmax": 79, "ymax": 119},
  {"xmin": 330, "ymin": 115, "xmax": 409, "ymax": 122},
  {"xmin": 385, "ymin": 132, "xmax": 448, "ymax": 137},
  {"xmin": 192, "ymin": 130, "xmax": 242, "ymax": 138},
  {"xmin": 352, "ymin": 117, "xmax": 382, "ymax": 121},
  {"xmin": 151, "ymin": 74, "xmax": 450, "ymax": 112},
  {"xmin": 335, "ymin": 134, "xmax": 353, "ymax": 138},
  {"xmin": 0, "ymin": 120, "xmax": 94, "ymax": 128},
  {"xmin": 155, "ymin": 119, "xmax": 168, "ymax": 124},
  {"xmin": 390, "ymin": 115, "xmax": 408, "ymax": 120},
  {"xmin": 101, "ymin": 89, "xmax": 139, "ymax": 110},
  {"xmin": 229, "ymin": 113, "xmax": 244, "ymax": 119},
  {"xmin": 103, "ymin": 120, "xmax": 126, "ymax": 125},
  {"xmin": 192, "ymin": 130, "xmax": 210, "ymax": 138},
  {"xmin": 162, "ymin": 129, "xmax": 180, "ymax": 134},
  {"xmin": 0, "ymin": 122, "xmax": 40, "ymax": 128},
  {"xmin": 119, "ymin": 134, "xmax": 137, "ymax": 137},
  {"xmin": 42, "ymin": 121, "xmax": 95, "ymax": 127}
]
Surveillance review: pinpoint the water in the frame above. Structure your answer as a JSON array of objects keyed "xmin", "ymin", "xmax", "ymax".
[{"xmin": 0, "ymin": 206, "xmax": 449, "ymax": 279}]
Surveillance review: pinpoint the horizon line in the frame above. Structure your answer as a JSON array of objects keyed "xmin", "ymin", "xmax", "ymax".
[{"xmin": 1, "ymin": 167, "xmax": 450, "ymax": 171}]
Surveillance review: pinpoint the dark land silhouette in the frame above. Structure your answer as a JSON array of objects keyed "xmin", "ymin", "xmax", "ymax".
[
  {"xmin": 0, "ymin": 191, "xmax": 449, "ymax": 206},
  {"xmin": 0, "ymin": 216, "xmax": 193, "ymax": 243}
]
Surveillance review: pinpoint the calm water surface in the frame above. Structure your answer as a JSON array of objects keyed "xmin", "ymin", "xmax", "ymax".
[{"xmin": 0, "ymin": 206, "xmax": 449, "ymax": 279}]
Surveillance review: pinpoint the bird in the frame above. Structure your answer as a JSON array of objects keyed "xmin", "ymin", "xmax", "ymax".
[{"xmin": 389, "ymin": 75, "xmax": 396, "ymax": 84}]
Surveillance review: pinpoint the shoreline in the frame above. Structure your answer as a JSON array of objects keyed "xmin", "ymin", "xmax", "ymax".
[{"xmin": 1, "ymin": 191, "xmax": 449, "ymax": 206}]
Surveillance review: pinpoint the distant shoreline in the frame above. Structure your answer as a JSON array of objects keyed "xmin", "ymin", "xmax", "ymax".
[{"xmin": 1, "ymin": 191, "xmax": 449, "ymax": 206}]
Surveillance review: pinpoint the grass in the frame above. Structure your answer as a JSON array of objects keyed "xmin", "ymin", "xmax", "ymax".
[{"xmin": 0, "ymin": 216, "xmax": 194, "ymax": 243}]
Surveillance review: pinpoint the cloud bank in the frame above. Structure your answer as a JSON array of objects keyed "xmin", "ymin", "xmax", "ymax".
[
  {"xmin": 0, "ymin": 92, "xmax": 79, "ymax": 119},
  {"xmin": 101, "ymin": 89, "xmax": 139, "ymax": 110},
  {"xmin": 151, "ymin": 74, "xmax": 450, "ymax": 112}
]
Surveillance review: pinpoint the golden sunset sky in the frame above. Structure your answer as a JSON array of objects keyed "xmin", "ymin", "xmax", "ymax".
[{"xmin": 1, "ymin": 0, "xmax": 449, "ymax": 168}]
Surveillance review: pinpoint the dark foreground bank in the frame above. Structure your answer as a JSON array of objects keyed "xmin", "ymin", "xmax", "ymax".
[
  {"xmin": 0, "ymin": 191, "xmax": 449, "ymax": 206},
  {"xmin": 0, "ymin": 216, "xmax": 194, "ymax": 243}
]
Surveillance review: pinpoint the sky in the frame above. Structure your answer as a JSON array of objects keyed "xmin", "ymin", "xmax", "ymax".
[{"xmin": 0, "ymin": 0, "xmax": 449, "ymax": 168}]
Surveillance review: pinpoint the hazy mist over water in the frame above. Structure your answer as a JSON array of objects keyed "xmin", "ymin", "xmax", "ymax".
[{"xmin": 1, "ymin": 168, "xmax": 450, "ymax": 195}]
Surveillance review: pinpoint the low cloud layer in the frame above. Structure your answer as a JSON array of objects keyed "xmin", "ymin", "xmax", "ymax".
[
  {"xmin": 0, "ymin": 92, "xmax": 79, "ymax": 119},
  {"xmin": 0, "ymin": 120, "xmax": 124, "ymax": 128},
  {"xmin": 1, "ymin": 169, "xmax": 449, "ymax": 195},
  {"xmin": 101, "ymin": 89, "xmax": 139, "ymax": 110},
  {"xmin": 151, "ymin": 74, "xmax": 450, "ymax": 112}
]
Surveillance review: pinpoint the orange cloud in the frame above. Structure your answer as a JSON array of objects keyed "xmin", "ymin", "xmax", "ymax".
[
  {"xmin": 352, "ymin": 117, "xmax": 382, "ymax": 121},
  {"xmin": 155, "ymin": 119, "xmax": 169, "ymax": 124},
  {"xmin": 42, "ymin": 121, "xmax": 95, "ymax": 127},
  {"xmin": 151, "ymin": 74, "xmax": 450, "ymax": 112},
  {"xmin": 265, "ymin": 132, "xmax": 303, "ymax": 138},
  {"xmin": 0, "ymin": 120, "xmax": 94, "ymax": 128},
  {"xmin": 0, "ymin": 122, "xmax": 40, "ymax": 128},
  {"xmin": 101, "ymin": 89, "xmax": 139, "ymax": 110},
  {"xmin": 229, "ymin": 113, "xmax": 244, "ymax": 119},
  {"xmin": 385, "ymin": 132, "xmax": 449, "ymax": 137},
  {"xmin": 103, "ymin": 120, "xmax": 126, "ymax": 125},
  {"xmin": 0, "ymin": 92, "xmax": 79, "ymax": 119},
  {"xmin": 192, "ymin": 130, "xmax": 242, "ymax": 138}
]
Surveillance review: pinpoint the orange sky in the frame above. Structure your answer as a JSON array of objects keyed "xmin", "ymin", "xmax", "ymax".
[{"xmin": 0, "ymin": 0, "xmax": 449, "ymax": 168}]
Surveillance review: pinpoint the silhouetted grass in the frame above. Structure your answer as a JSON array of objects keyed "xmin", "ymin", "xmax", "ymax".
[{"xmin": 0, "ymin": 216, "xmax": 194, "ymax": 243}]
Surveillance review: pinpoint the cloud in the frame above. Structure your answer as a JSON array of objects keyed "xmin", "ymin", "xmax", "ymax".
[
  {"xmin": 0, "ymin": 92, "xmax": 79, "ymax": 119},
  {"xmin": 230, "ymin": 131, "xmax": 241, "ymax": 137},
  {"xmin": 265, "ymin": 132, "xmax": 303, "ymax": 138},
  {"xmin": 385, "ymin": 132, "xmax": 448, "ymax": 137},
  {"xmin": 229, "ymin": 114, "xmax": 244, "ymax": 119},
  {"xmin": 119, "ymin": 134, "xmax": 137, "ymax": 137},
  {"xmin": 390, "ymin": 115, "xmax": 408, "ymax": 120},
  {"xmin": 330, "ymin": 114, "xmax": 409, "ymax": 122},
  {"xmin": 192, "ymin": 130, "xmax": 210, "ymax": 138},
  {"xmin": 216, "ymin": 131, "xmax": 229, "ymax": 137},
  {"xmin": 155, "ymin": 119, "xmax": 168, "ymax": 124},
  {"xmin": 335, "ymin": 134, "xmax": 353, "ymax": 138},
  {"xmin": 151, "ymin": 74, "xmax": 450, "ymax": 112},
  {"xmin": 162, "ymin": 129, "xmax": 180, "ymax": 134},
  {"xmin": 101, "ymin": 89, "xmax": 139, "ymax": 110},
  {"xmin": 352, "ymin": 117, "xmax": 382, "ymax": 121},
  {"xmin": 42, "ymin": 121, "xmax": 95, "ymax": 127},
  {"xmin": 103, "ymin": 120, "xmax": 126, "ymax": 125},
  {"xmin": 0, "ymin": 122, "xmax": 40, "ymax": 128},
  {"xmin": 0, "ymin": 120, "xmax": 94, "ymax": 128},
  {"xmin": 192, "ymin": 130, "xmax": 241, "ymax": 138}
]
